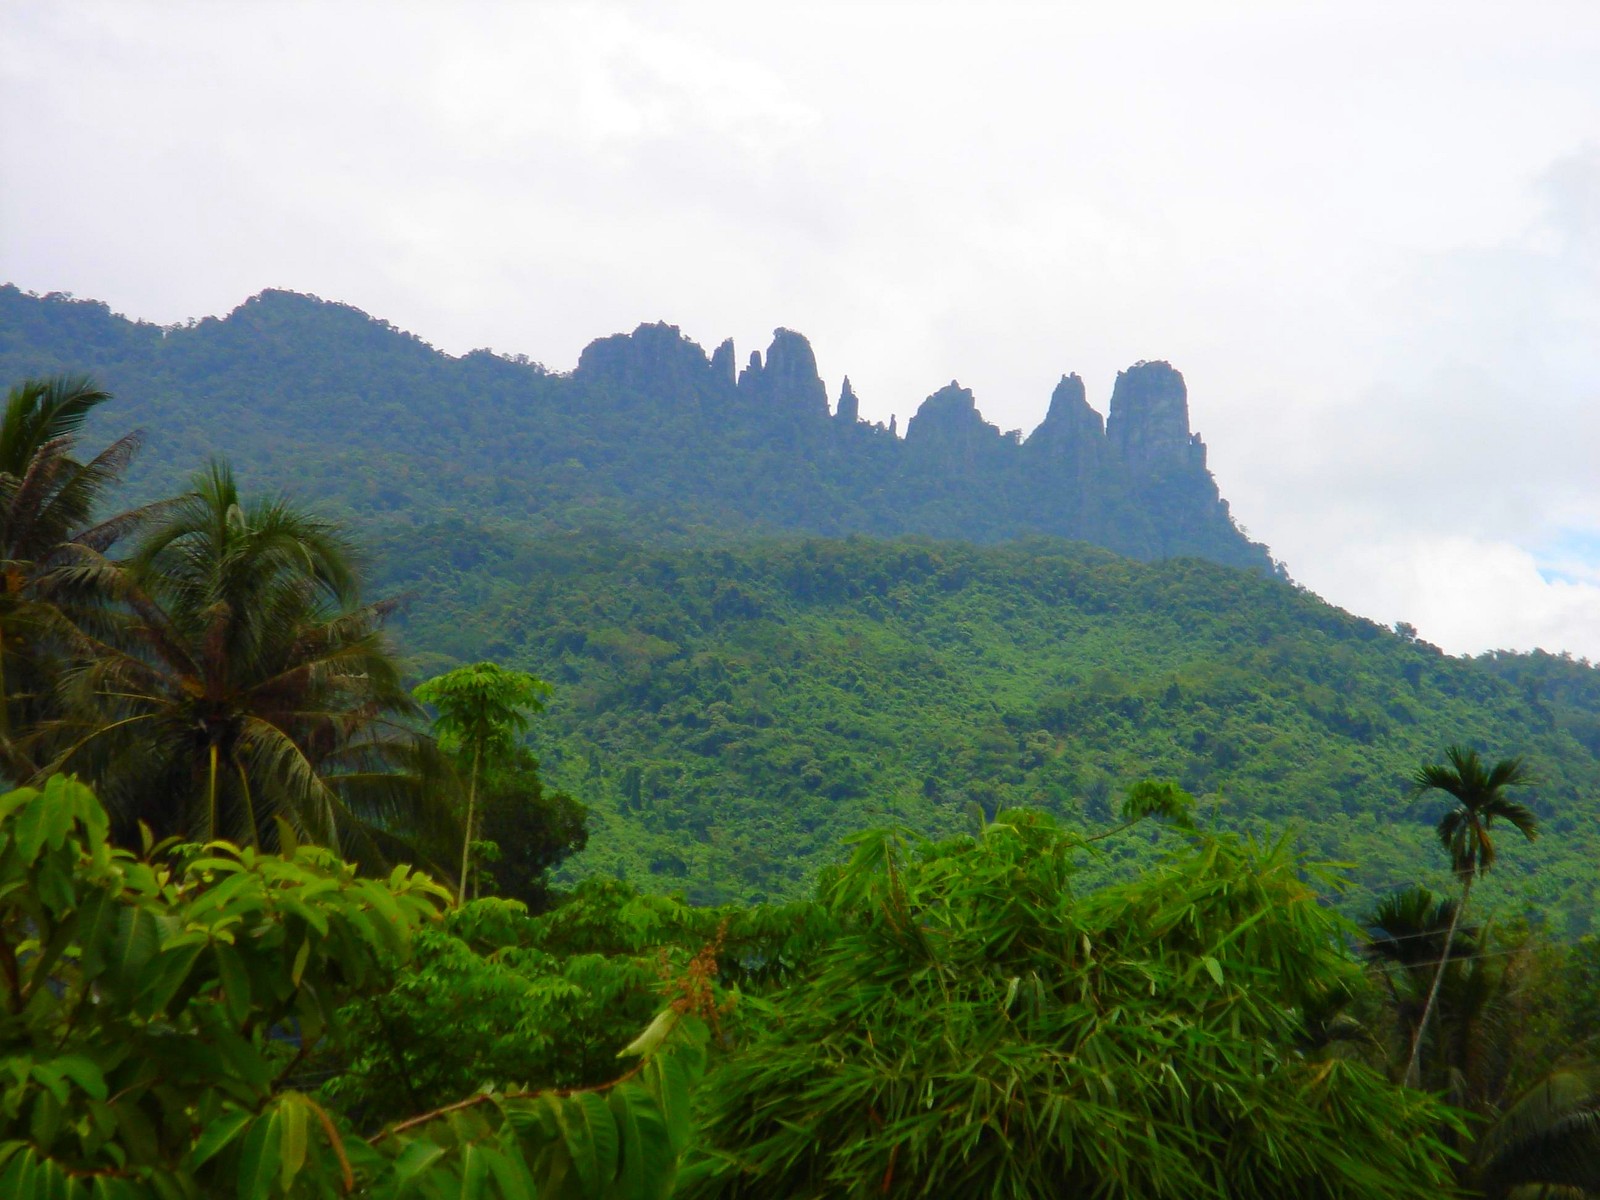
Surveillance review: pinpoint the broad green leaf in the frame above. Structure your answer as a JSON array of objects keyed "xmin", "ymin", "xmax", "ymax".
[
  {"xmin": 644, "ymin": 1054, "xmax": 694, "ymax": 1152},
  {"xmin": 388, "ymin": 1139, "xmax": 447, "ymax": 1191},
  {"xmin": 460, "ymin": 1142, "xmax": 489, "ymax": 1198},
  {"xmin": 609, "ymin": 1087, "xmax": 674, "ymax": 1200},
  {"xmin": 480, "ymin": 1144, "xmax": 533, "ymax": 1200},
  {"xmin": 51, "ymin": 1055, "xmax": 107, "ymax": 1102},
  {"xmin": 572, "ymin": 1091, "xmax": 620, "ymax": 1191},
  {"xmin": 213, "ymin": 943, "xmax": 252, "ymax": 1027},
  {"xmin": 279, "ymin": 1096, "xmax": 308, "ymax": 1192},
  {"xmin": 102, "ymin": 906, "xmax": 161, "ymax": 998},
  {"xmin": 234, "ymin": 1110, "xmax": 281, "ymax": 1200},
  {"xmin": 136, "ymin": 941, "xmax": 206, "ymax": 1016},
  {"xmin": 188, "ymin": 1109, "xmax": 253, "ymax": 1170}
]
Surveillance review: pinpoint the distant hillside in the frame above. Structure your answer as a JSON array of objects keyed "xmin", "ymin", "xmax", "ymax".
[
  {"xmin": 374, "ymin": 525, "xmax": 1600, "ymax": 930},
  {"xmin": 0, "ymin": 285, "xmax": 1276, "ymax": 571}
]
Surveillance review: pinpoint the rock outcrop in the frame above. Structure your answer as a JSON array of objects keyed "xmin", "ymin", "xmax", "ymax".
[
  {"xmin": 1106, "ymin": 361, "xmax": 1205, "ymax": 473},
  {"xmin": 905, "ymin": 382, "xmax": 996, "ymax": 445},
  {"xmin": 0, "ymin": 285, "xmax": 1276, "ymax": 574},
  {"xmin": 575, "ymin": 322, "xmax": 719, "ymax": 399},
  {"xmin": 1025, "ymin": 373, "xmax": 1104, "ymax": 461},
  {"xmin": 835, "ymin": 376, "xmax": 860, "ymax": 423},
  {"xmin": 738, "ymin": 329, "xmax": 829, "ymax": 419},
  {"xmin": 710, "ymin": 338, "xmax": 736, "ymax": 388}
]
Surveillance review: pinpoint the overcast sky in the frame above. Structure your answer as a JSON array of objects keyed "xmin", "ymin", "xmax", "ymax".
[{"xmin": 5, "ymin": 0, "xmax": 1600, "ymax": 658}]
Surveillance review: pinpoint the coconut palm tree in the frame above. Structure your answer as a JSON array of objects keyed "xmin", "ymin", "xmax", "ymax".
[
  {"xmin": 1403, "ymin": 746, "xmax": 1539, "ymax": 1088},
  {"xmin": 45, "ymin": 462, "xmax": 451, "ymax": 865},
  {"xmin": 0, "ymin": 376, "xmax": 149, "ymax": 779}
]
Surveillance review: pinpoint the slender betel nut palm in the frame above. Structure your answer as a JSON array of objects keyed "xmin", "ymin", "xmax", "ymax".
[{"xmin": 1402, "ymin": 745, "xmax": 1537, "ymax": 1089}]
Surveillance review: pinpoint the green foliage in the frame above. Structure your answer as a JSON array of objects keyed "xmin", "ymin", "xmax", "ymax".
[
  {"xmin": 373, "ymin": 530, "xmax": 1600, "ymax": 931},
  {"xmin": 319, "ymin": 873, "xmax": 828, "ymax": 1129},
  {"xmin": 1414, "ymin": 746, "xmax": 1539, "ymax": 880},
  {"xmin": 415, "ymin": 662, "xmax": 552, "ymax": 764},
  {"xmin": 0, "ymin": 774, "xmax": 446, "ymax": 1196},
  {"xmin": 1472, "ymin": 1063, "xmax": 1600, "ymax": 1198},
  {"xmin": 474, "ymin": 746, "xmax": 589, "ymax": 909},
  {"xmin": 351, "ymin": 1008, "xmax": 710, "ymax": 1200},
  {"xmin": 1115, "ymin": 777, "xmax": 1196, "ymax": 827},
  {"xmin": 1404, "ymin": 746, "xmax": 1539, "ymax": 1088},
  {"xmin": 0, "ymin": 775, "xmax": 709, "ymax": 1198},
  {"xmin": 683, "ymin": 811, "xmax": 1463, "ymax": 1198},
  {"xmin": 0, "ymin": 375, "xmax": 146, "ymax": 779}
]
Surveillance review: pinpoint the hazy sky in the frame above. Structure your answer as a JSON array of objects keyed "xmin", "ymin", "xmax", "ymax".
[{"xmin": 5, "ymin": 0, "xmax": 1600, "ymax": 658}]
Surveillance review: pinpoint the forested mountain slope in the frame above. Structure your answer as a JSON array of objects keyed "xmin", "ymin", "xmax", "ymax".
[
  {"xmin": 375, "ymin": 525, "xmax": 1600, "ymax": 929},
  {"xmin": 6, "ymin": 283, "xmax": 1596, "ymax": 931},
  {"xmin": 0, "ymin": 285, "xmax": 1273, "ymax": 569}
]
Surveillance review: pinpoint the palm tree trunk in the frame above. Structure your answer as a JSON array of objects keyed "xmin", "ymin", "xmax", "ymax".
[
  {"xmin": 1404, "ymin": 874, "xmax": 1473, "ymax": 1088},
  {"xmin": 234, "ymin": 760, "xmax": 259, "ymax": 849},
  {"xmin": 457, "ymin": 741, "xmax": 481, "ymax": 909},
  {"xmin": 0, "ymin": 616, "xmax": 10, "ymax": 744},
  {"xmin": 208, "ymin": 742, "xmax": 219, "ymax": 840}
]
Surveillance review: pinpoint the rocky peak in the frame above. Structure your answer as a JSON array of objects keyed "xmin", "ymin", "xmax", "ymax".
[
  {"xmin": 835, "ymin": 376, "xmax": 860, "ymax": 423},
  {"xmin": 710, "ymin": 338, "xmax": 736, "ymax": 388},
  {"xmin": 738, "ymin": 329, "xmax": 829, "ymax": 419},
  {"xmin": 1026, "ymin": 373, "xmax": 1105, "ymax": 455},
  {"xmin": 904, "ymin": 381, "xmax": 1004, "ymax": 448},
  {"xmin": 1106, "ymin": 361, "xmax": 1204, "ymax": 472},
  {"xmin": 575, "ymin": 322, "xmax": 717, "ymax": 395}
]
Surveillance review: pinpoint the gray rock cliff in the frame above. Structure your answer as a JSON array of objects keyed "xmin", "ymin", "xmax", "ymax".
[
  {"xmin": 1106, "ymin": 361, "xmax": 1206, "ymax": 473},
  {"xmin": 835, "ymin": 376, "xmax": 860, "ymax": 423},
  {"xmin": 738, "ymin": 329, "xmax": 829, "ymax": 419}
]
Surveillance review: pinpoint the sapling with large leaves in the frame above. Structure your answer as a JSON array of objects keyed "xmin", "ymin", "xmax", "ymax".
[{"xmin": 414, "ymin": 662, "xmax": 552, "ymax": 906}]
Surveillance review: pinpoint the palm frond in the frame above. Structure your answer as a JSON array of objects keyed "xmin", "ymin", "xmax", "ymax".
[
  {"xmin": 1476, "ymin": 1064, "xmax": 1600, "ymax": 1199},
  {"xmin": 1485, "ymin": 799, "xmax": 1540, "ymax": 841},
  {"xmin": 0, "ymin": 377, "xmax": 111, "ymax": 477}
]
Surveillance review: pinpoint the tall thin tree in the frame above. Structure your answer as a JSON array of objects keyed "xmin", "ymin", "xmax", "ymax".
[
  {"xmin": 1403, "ymin": 745, "xmax": 1538, "ymax": 1088},
  {"xmin": 413, "ymin": 662, "xmax": 550, "ymax": 906}
]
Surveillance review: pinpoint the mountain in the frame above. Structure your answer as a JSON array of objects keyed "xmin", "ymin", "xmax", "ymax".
[
  {"xmin": 0, "ymin": 285, "xmax": 1275, "ymax": 571},
  {"xmin": 7, "ymin": 283, "xmax": 1597, "ymax": 929}
]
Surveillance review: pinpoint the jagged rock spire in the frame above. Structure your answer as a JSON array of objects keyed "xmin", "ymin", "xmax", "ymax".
[
  {"xmin": 738, "ymin": 329, "xmax": 829, "ymax": 419},
  {"xmin": 710, "ymin": 338, "xmax": 736, "ymax": 388},
  {"xmin": 835, "ymin": 376, "xmax": 860, "ymax": 423},
  {"xmin": 1106, "ymin": 361, "xmax": 1204, "ymax": 471},
  {"xmin": 1027, "ymin": 373, "xmax": 1105, "ymax": 453}
]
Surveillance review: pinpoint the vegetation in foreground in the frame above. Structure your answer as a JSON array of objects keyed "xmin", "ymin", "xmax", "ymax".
[{"xmin": 3, "ymin": 776, "xmax": 1596, "ymax": 1197}]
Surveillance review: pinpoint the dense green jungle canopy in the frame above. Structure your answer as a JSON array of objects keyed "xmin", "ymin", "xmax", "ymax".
[{"xmin": 376, "ymin": 525, "xmax": 1600, "ymax": 928}]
